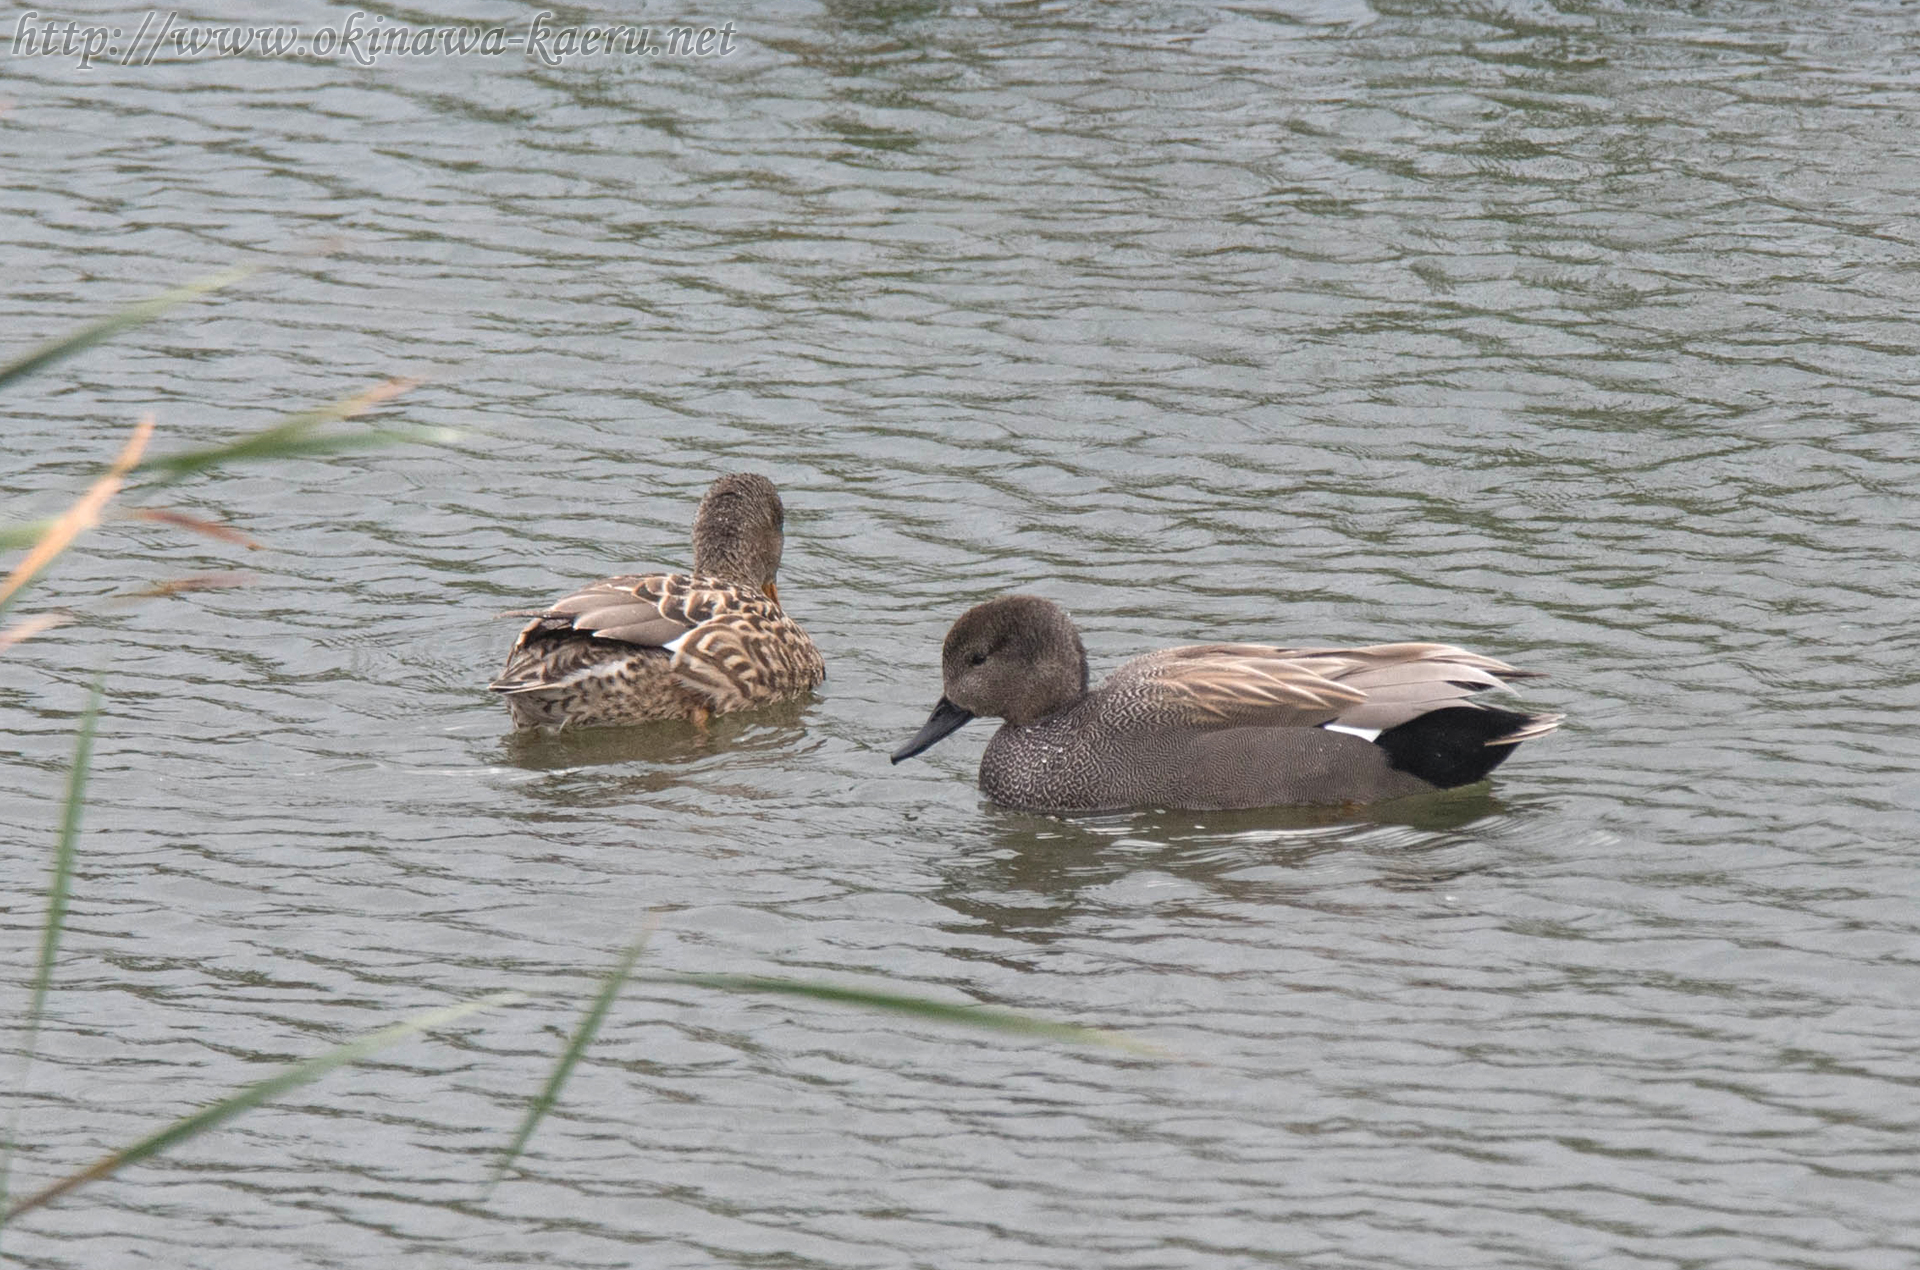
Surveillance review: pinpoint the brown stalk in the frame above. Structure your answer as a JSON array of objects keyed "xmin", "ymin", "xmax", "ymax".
[{"xmin": 0, "ymin": 417, "xmax": 154, "ymax": 608}]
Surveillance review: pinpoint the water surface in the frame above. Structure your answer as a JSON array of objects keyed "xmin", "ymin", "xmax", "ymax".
[{"xmin": 3, "ymin": 1, "xmax": 1917, "ymax": 1266}]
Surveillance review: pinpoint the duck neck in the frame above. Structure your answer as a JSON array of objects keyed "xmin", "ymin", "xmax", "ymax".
[
  {"xmin": 1002, "ymin": 650, "xmax": 1089, "ymax": 726},
  {"xmin": 691, "ymin": 535, "xmax": 761, "ymax": 587}
]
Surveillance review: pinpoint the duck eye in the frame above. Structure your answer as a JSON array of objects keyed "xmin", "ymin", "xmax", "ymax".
[{"xmin": 968, "ymin": 650, "xmax": 988, "ymax": 666}]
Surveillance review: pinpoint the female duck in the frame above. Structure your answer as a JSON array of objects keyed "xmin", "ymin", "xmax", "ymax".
[
  {"xmin": 892, "ymin": 595, "xmax": 1559, "ymax": 811},
  {"xmin": 492, "ymin": 473, "xmax": 824, "ymax": 729}
]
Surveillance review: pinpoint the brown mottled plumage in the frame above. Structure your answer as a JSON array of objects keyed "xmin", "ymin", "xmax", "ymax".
[
  {"xmin": 491, "ymin": 474, "xmax": 824, "ymax": 729},
  {"xmin": 891, "ymin": 595, "xmax": 1561, "ymax": 811}
]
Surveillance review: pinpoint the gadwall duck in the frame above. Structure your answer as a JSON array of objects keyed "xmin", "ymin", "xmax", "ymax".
[
  {"xmin": 491, "ymin": 474, "xmax": 824, "ymax": 729},
  {"xmin": 891, "ymin": 595, "xmax": 1560, "ymax": 811}
]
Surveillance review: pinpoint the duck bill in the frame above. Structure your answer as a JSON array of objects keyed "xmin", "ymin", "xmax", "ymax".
[
  {"xmin": 890, "ymin": 697, "xmax": 975, "ymax": 763},
  {"xmin": 762, "ymin": 581, "xmax": 779, "ymax": 601}
]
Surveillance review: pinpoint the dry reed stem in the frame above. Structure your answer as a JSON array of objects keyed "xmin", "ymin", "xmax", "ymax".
[
  {"xmin": 0, "ymin": 613, "xmax": 68, "ymax": 653},
  {"xmin": 0, "ymin": 417, "xmax": 154, "ymax": 608}
]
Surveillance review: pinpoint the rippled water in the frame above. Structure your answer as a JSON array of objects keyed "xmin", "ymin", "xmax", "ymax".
[{"xmin": 4, "ymin": 0, "xmax": 1918, "ymax": 1265}]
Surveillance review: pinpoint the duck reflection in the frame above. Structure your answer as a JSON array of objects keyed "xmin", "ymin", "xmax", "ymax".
[
  {"xmin": 488, "ymin": 698, "xmax": 818, "ymax": 808},
  {"xmin": 928, "ymin": 786, "xmax": 1524, "ymax": 944}
]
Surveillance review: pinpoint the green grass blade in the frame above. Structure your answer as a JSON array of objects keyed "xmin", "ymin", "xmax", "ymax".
[
  {"xmin": 0, "ymin": 265, "xmax": 260, "ymax": 392},
  {"xmin": 487, "ymin": 936, "xmax": 649, "ymax": 1195},
  {"xmin": 0, "ymin": 676, "xmax": 104, "ymax": 1225},
  {"xmin": 0, "ymin": 521, "xmax": 57, "ymax": 552},
  {"xmin": 25, "ymin": 678, "xmax": 102, "ymax": 1048},
  {"xmin": 645, "ymin": 972, "xmax": 1161, "ymax": 1055},
  {"xmin": 140, "ymin": 424, "xmax": 454, "ymax": 483},
  {"xmin": 0, "ymin": 992, "xmax": 524, "ymax": 1228},
  {"xmin": 135, "ymin": 378, "xmax": 441, "ymax": 485}
]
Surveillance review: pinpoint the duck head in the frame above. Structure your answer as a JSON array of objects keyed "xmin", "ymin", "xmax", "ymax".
[
  {"xmin": 690, "ymin": 473, "xmax": 785, "ymax": 599},
  {"xmin": 891, "ymin": 595, "xmax": 1088, "ymax": 762}
]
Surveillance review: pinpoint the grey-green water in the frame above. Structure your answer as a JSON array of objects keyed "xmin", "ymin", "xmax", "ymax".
[{"xmin": 5, "ymin": 1, "xmax": 1918, "ymax": 1266}]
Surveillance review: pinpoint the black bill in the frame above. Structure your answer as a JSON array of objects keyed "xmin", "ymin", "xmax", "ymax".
[{"xmin": 889, "ymin": 697, "xmax": 976, "ymax": 763}]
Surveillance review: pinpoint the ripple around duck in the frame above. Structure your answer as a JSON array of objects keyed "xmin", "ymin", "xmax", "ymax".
[{"xmin": 3, "ymin": 1, "xmax": 1920, "ymax": 1267}]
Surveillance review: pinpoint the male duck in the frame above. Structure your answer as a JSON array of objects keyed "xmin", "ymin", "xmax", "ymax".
[
  {"xmin": 892, "ymin": 595, "xmax": 1560, "ymax": 811},
  {"xmin": 491, "ymin": 473, "xmax": 824, "ymax": 729}
]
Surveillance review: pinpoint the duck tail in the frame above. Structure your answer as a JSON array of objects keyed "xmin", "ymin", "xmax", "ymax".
[{"xmin": 1372, "ymin": 706, "xmax": 1562, "ymax": 789}]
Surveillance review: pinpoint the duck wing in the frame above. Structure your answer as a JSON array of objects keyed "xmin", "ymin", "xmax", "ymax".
[
  {"xmin": 1271, "ymin": 643, "xmax": 1551, "ymax": 737},
  {"xmin": 491, "ymin": 573, "xmax": 823, "ymax": 711},
  {"xmin": 1107, "ymin": 641, "xmax": 1554, "ymax": 738},
  {"xmin": 1104, "ymin": 643, "xmax": 1368, "ymax": 729}
]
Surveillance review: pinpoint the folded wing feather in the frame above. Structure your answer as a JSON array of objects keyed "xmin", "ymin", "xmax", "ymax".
[
  {"xmin": 1114, "ymin": 641, "xmax": 1545, "ymax": 735},
  {"xmin": 492, "ymin": 573, "xmax": 797, "ymax": 711}
]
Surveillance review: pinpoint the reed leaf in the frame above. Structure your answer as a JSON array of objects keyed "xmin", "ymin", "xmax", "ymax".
[
  {"xmin": 0, "ymin": 992, "xmax": 524, "ymax": 1228},
  {"xmin": 0, "ymin": 521, "xmax": 55, "ymax": 552},
  {"xmin": 117, "ymin": 572, "xmax": 255, "ymax": 601},
  {"xmin": 0, "ymin": 264, "xmax": 260, "ymax": 392},
  {"xmin": 0, "ymin": 676, "xmax": 103, "ymax": 1223},
  {"xmin": 136, "ymin": 378, "xmax": 435, "ymax": 484},
  {"xmin": 125, "ymin": 509, "xmax": 261, "ymax": 549},
  {"xmin": 3, "ymin": 509, "xmax": 265, "ymax": 551},
  {"xmin": 25, "ymin": 678, "xmax": 101, "ymax": 1047},
  {"xmin": 645, "ymin": 972, "xmax": 1160, "ymax": 1054},
  {"xmin": 484, "ymin": 952, "xmax": 1152, "ymax": 1197},
  {"xmin": 2, "ymin": 385, "xmax": 441, "ymax": 562},
  {"xmin": 488, "ymin": 937, "xmax": 649, "ymax": 1194},
  {"xmin": 0, "ymin": 420, "xmax": 151, "ymax": 619},
  {"xmin": 0, "ymin": 613, "xmax": 68, "ymax": 654}
]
